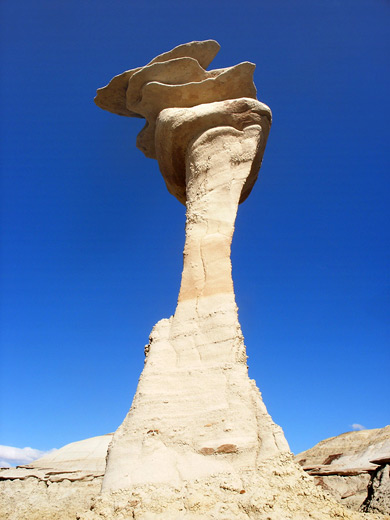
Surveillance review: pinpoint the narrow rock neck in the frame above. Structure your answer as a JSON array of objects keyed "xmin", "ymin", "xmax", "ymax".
[{"xmin": 178, "ymin": 125, "xmax": 263, "ymax": 304}]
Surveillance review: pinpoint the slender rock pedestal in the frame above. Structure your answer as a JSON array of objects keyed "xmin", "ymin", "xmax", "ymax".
[
  {"xmin": 81, "ymin": 41, "xmax": 378, "ymax": 520},
  {"xmin": 102, "ymin": 98, "xmax": 288, "ymax": 493}
]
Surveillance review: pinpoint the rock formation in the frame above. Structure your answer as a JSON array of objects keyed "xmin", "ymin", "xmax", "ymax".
[
  {"xmin": 1, "ymin": 40, "xmax": 387, "ymax": 520},
  {"xmin": 91, "ymin": 38, "xmax": 293, "ymax": 500},
  {"xmin": 296, "ymin": 426, "xmax": 390, "ymax": 514},
  {"xmin": 0, "ymin": 434, "xmax": 113, "ymax": 482},
  {"xmin": 81, "ymin": 39, "xmax": 390, "ymax": 520},
  {"xmin": 0, "ymin": 435, "xmax": 112, "ymax": 520},
  {"xmin": 81, "ymin": 40, "xmax": 388, "ymax": 519}
]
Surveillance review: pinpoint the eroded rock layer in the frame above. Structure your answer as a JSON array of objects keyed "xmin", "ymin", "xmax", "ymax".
[{"xmin": 296, "ymin": 426, "xmax": 390, "ymax": 514}]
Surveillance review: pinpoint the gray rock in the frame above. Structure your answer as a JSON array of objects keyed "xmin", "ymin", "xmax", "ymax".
[{"xmin": 361, "ymin": 464, "xmax": 390, "ymax": 515}]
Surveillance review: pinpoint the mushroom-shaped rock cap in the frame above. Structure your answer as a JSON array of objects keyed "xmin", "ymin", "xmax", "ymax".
[
  {"xmin": 95, "ymin": 40, "xmax": 220, "ymax": 118},
  {"xmin": 156, "ymin": 98, "xmax": 272, "ymax": 205},
  {"xmin": 95, "ymin": 40, "xmax": 258, "ymax": 159}
]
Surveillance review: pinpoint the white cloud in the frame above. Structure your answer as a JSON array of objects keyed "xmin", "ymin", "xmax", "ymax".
[
  {"xmin": 0, "ymin": 445, "xmax": 56, "ymax": 468},
  {"xmin": 351, "ymin": 423, "xmax": 366, "ymax": 431}
]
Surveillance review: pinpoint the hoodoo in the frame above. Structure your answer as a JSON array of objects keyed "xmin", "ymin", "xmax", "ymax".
[
  {"xmin": 82, "ymin": 40, "xmax": 384, "ymax": 520},
  {"xmin": 94, "ymin": 38, "xmax": 288, "ymax": 492},
  {"xmin": 0, "ymin": 40, "xmax": 387, "ymax": 520}
]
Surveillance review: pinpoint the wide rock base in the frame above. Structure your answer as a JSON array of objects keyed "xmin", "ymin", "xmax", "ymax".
[{"xmin": 78, "ymin": 454, "xmax": 386, "ymax": 520}]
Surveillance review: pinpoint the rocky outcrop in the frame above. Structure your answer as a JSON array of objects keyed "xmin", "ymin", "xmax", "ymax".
[
  {"xmin": 0, "ymin": 434, "xmax": 113, "ymax": 520},
  {"xmin": 94, "ymin": 39, "xmax": 262, "ymax": 204},
  {"xmin": 87, "ymin": 40, "xmax": 389, "ymax": 519},
  {"xmin": 94, "ymin": 39, "xmax": 257, "ymax": 164},
  {"xmin": 0, "ymin": 478, "xmax": 101, "ymax": 520},
  {"xmin": 362, "ymin": 462, "xmax": 390, "ymax": 515},
  {"xmin": 295, "ymin": 426, "xmax": 390, "ymax": 514}
]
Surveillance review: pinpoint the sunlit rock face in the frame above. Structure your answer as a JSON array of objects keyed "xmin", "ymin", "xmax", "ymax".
[
  {"xmin": 94, "ymin": 40, "xmax": 261, "ymax": 204},
  {"xmin": 95, "ymin": 40, "xmax": 289, "ymax": 496},
  {"xmin": 0, "ymin": 41, "xmax": 385, "ymax": 520},
  {"xmin": 82, "ymin": 41, "xmax": 377, "ymax": 519},
  {"xmin": 101, "ymin": 101, "xmax": 289, "ymax": 494}
]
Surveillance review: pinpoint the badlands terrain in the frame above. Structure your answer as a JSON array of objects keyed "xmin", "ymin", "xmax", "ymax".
[{"xmin": 0, "ymin": 426, "xmax": 389, "ymax": 519}]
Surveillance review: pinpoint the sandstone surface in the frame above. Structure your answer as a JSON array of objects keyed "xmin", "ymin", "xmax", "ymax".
[{"xmin": 95, "ymin": 39, "xmax": 257, "ymax": 184}]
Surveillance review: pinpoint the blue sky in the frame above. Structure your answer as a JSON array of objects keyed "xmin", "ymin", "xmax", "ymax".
[{"xmin": 1, "ymin": 0, "xmax": 389, "ymax": 463}]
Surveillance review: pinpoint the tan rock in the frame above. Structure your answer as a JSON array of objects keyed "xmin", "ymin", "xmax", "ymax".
[
  {"xmin": 2, "ymin": 433, "xmax": 387, "ymax": 520},
  {"xmin": 0, "ymin": 477, "xmax": 101, "ymax": 520},
  {"xmin": 89, "ymin": 40, "xmax": 388, "ymax": 520},
  {"xmin": 95, "ymin": 39, "xmax": 257, "ymax": 161},
  {"xmin": 4, "ymin": 40, "xmax": 387, "ymax": 520},
  {"xmin": 155, "ymin": 97, "xmax": 271, "ymax": 204},
  {"xmin": 80, "ymin": 453, "xmax": 387, "ymax": 520},
  {"xmin": 296, "ymin": 426, "xmax": 390, "ymax": 470},
  {"xmin": 371, "ymin": 458, "xmax": 390, "ymax": 466},
  {"xmin": 100, "ymin": 108, "xmax": 287, "ymax": 495},
  {"xmin": 296, "ymin": 426, "xmax": 390, "ymax": 513},
  {"xmin": 93, "ymin": 40, "xmax": 220, "ymax": 118}
]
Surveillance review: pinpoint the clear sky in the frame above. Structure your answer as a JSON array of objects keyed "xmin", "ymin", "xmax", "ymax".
[{"xmin": 1, "ymin": 0, "xmax": 389, "ymax": 465}]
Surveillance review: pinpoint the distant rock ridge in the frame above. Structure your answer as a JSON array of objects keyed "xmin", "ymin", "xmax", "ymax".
[
  {"xmin": 0, "ymin": 434, "xmax": 112, "ymax": 520},
  {"xmin": 295, "ymin": 425, "xmax": 390, "ymax": 514},
  {"xmin": 94, "ymin": 41, "xmax": 290, "ymax": 504},
  {"xmin": 0, "ymin": 434, "xmax": 113, "ymax": 483}
]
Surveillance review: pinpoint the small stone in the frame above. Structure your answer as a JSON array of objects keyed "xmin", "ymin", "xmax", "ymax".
[
  {"xmin": 199, "ymin": 447, "xmax": 215, "ymax": 455},
  {"xmin": 216, "ymin": 444, "xmax": 237, "ymax": 454}
]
